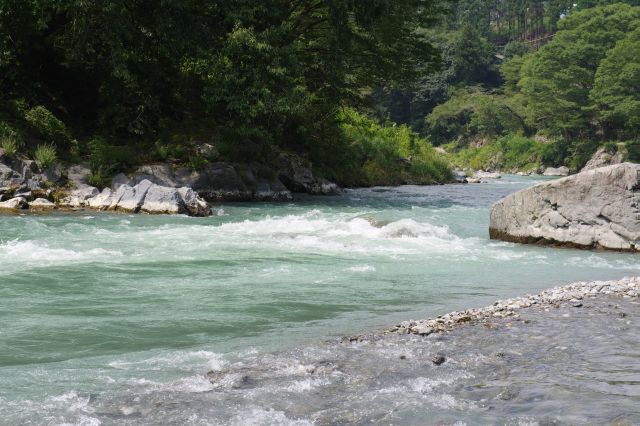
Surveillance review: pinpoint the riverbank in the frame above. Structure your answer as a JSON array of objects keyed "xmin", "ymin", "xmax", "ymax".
[
  {"xmin": 381, "ymin": 276, "xmax": 639, "ymax": 338},
  {"xmin": 199, "ymin": 277, "xmax": 639, "ymax": 424}
]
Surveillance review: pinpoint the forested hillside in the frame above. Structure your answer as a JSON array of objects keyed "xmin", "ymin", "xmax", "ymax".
[
  {"xmin": 381, "ymin": 0, "xmax": 640, "ymax": 173},
  {"xmin": 1, "ymin": 1, "xmax": 638, "ymax": 188}
]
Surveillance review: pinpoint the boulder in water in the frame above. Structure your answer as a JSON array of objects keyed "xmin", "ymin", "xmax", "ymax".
[{"xmin": 490, "ymin": 163, "xmax": 640, "ymax": 251}]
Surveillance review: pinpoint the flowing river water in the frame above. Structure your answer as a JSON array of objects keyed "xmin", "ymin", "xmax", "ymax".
[{"xmin": 1, "ymin": 175, "xmax": 639, "ymax": 425}]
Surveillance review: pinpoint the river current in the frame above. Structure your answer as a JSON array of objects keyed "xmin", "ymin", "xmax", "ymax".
[{"xmin": 1, "ymin": 175, "xmax": 638, "ymax": 425}]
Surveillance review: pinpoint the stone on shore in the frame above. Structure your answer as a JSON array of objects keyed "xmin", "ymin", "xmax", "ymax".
[
  {"xmin": 543, "ymin": 166, "xmax": 570, "ymax": 176},
  {"xmin": 0, "ymin": 196, "xmax": 28, "ymax": 211},
  {"xmin": 474, "ymin": 170, "xmax": 501, "ymax": 179},
  {"xmin": 29, "ymin": 198, "xmax": 56, "ymax": 210},
  {"xmin": 489, "ymin": 163, "xmax": 640, "ymax": 251},
  {"xmin": 385, "ymin": 276, "xmax": 639, "ymax": 338}
]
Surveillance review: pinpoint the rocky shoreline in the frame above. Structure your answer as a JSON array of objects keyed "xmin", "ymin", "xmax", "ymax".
[{"xmin": 379, "ymin": 276, "xmax": 639, "ymax": 338}]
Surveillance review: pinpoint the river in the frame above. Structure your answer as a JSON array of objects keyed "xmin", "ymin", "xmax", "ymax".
[{"xmin": 1, "ymin": 175, "xmax": 638, "ymax": 424}]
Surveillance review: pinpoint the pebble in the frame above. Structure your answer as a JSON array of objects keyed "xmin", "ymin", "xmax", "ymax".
[{"xmin": 388, "ymin": 277, "xmax": 639, "ymax": 337}]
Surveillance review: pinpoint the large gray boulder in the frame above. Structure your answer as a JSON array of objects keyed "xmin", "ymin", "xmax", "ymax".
[
  {"xmin": 141, "ymin": 184, "xmax": 210, "ymax": 216},
  {"xmin": 490, "ymin": 163, "xmax": 640, "ymax": 251},
  {"xmin": 0, "ymin": 196, "xmax": 28, "ymax": 211},
  {"xmin": 122, "ymin": 162, "xmax": 295, "ymax": 201},
  {"xmin": 275, "ymin": 152, "xmax": 341, "ymax": 195},
  {"xmin": 85, "ymin": 179, "xmax": 211, "ymax": 216},
  {"xmin": 543, "ymin": 166, "xmax": 570, "ymax": 176},
  {"xmin": 581, "ymin": 147, "xmax": 624, "ymax": 172}
]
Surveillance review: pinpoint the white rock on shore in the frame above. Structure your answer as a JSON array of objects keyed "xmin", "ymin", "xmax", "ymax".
[
  {"xmin": 386, "ymin": 276, "xmax": 639, "ymax": 336},
  {"xmin": 543, "ymin": 166, "xmax": 570, "ymax": 176},
  {"xmin": 490, "ymin": 163, "xmax": 640, "ymax": 251}
]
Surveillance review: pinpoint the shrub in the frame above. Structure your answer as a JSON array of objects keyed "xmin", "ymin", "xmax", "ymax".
[
  {"xmin": 325, "ymin": 108, "xmax": 451, "ymax": 186},
  {"xmin": 34, "ymin": 144, "xmax": 57, "ymax": 169},
  {"xmin": 25, "ymin": 106, "xmax": 71, "ymax": 148},
  {"xmin": 1, "ymin": 135, "xmax": 18, "ymax": 157},
  {"xmin": 88, "ymin": 137, "xmax": 137, "ymax": 187}
]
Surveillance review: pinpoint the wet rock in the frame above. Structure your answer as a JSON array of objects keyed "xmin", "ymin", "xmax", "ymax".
[
  {"xmin": 452, "ymin": 170, "xmax": 468, "ymax": 183},
  {"xmin": 490, "ymin": 163, "xmax": 640, "ymax": 251},
  {"xmin": 432, "ymin": 355, "xmax": 446, "ymax": 365}
]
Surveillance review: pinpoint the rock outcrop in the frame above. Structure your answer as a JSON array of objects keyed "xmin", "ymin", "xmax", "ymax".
[
  {"xmin": 543, "ymin": 166, "xmax": 570, "ymax": 176},
  {"xmin": 85, "ymin": 179, "xmax": 210, "ymax": 216},
  {"xmin": 275, "ymin": 153, "xmax": 341, "ymax": 195},
  {"xmin": 121, "ymin": 162, "xmax": 294, "ymax": 201},
  {"xmin": 0, "ymin": 196, "xmax": 28, "ymax": 211},
  {"xmin": 581, "ymin": 147, "xmax": 624, "ymax": 172},
  {"xmin": 489, "ymin": 163, "xmax": 640, "ymax": 251}
]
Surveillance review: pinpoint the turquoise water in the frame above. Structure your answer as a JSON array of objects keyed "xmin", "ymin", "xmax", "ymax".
[{"xmin": 1, "ymin": 175, "xmax": 638, "ymax": 424}]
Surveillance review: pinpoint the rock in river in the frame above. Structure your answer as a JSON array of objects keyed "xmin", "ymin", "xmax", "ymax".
[{"xmin": 489, "ymin": 163, "xmax": 640, "ymax": 251}]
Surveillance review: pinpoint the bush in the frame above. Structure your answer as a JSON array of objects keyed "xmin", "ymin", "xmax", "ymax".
[
  {"xmin": 24, "ymin": 106, "xmax": 71, "ymax": 149},
  {"xmin": 88, "ymin": 137, "xmax": 137, "ymax": 187},
  {"xmin": 449, "ymin": 134, "xmax": 548, "ymax": 172},
  {"xmin": 321, "ymin": 108, "xmax": 451, "ymax": 186},
  {"xmin": 0, "ymin": 135, "xmax": 18, "ymax": 157},
  {"xmin": 34, "ymin": 144, "xmax": 57, "ymax": 169}
]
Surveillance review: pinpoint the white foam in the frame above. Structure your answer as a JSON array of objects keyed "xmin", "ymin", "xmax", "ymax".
[
  {"xmin": 230, "ymin": 407, "xmax": 313, "ymax": 426},
  {"xmin": 348, "ymin": 265, "xmax": 376, "ymax": 273},
  {"xmin": 0, "ymin": 240, "xmax": 123, "ymax": 273}
]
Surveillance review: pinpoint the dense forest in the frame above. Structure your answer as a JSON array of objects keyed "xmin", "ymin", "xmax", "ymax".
[{"xmin": 0, "ymin": 0, "xmax": 639, "ymax": 188}]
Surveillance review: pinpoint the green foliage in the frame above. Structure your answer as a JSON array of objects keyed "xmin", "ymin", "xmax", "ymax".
[
  {"xmin": 449, "ymin": 134, "xmax": 549, "ymax": 172},
  {"xmin": 24, "ymin": 106, "xmax": 71, "ymax": 148},
  {"xmin": 34, "ymin": 143, "xmax": 57, "ymax": 169},
  {"xmin": 88, "ymin": 138, "xmax": 137, "ymax": 187},
  {"xmin": 425, "ymin": 89, "xmax": 526, "ymax": 146},
  {"xmin": 0, "ymin": 134, "xmax": 17, "ymax": 157},
  {"xmin": 323, "ymin": 108, "xmax": 450, "ymax": 186},
  {"xmin": 591, "ymin": 27, "xmax": 640, "ymax": 138},
  {"xmin": 626, "ymin": 141, "xmax": 640, "ymax": 162},
  {"xmin": 518, "ymin": 3, "xmax": 640, "ymax": 139}
]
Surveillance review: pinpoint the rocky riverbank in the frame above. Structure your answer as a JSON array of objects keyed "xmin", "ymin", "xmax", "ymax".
[
  {"xmin": 382, "ymin": 276, "xmax": 638, "ymax": 338},
  {"xmin": 0, "ymin": 150, "xmax": 343, "ymax": 216},
  {"xmin": 196, "ymin": 277, "xmax": 638, "ymax": 424}
]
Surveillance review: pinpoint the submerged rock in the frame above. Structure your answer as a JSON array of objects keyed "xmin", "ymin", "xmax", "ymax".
[
  {"xmin": 490, "ymin": 163, "xmax": 640, "ymax": 251},
  {"xmin": 432, "ymin": 355, "xmax": 446, "ymax": 365}
]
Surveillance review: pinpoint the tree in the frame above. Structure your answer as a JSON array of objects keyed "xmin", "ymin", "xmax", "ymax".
[
  {"xmin": 518, "ymin": 3, "xmax": 640, "ymax": 139},
  {"xmin": 591, "ymin": 27, "xmax": 640, "ymax": 139}
]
